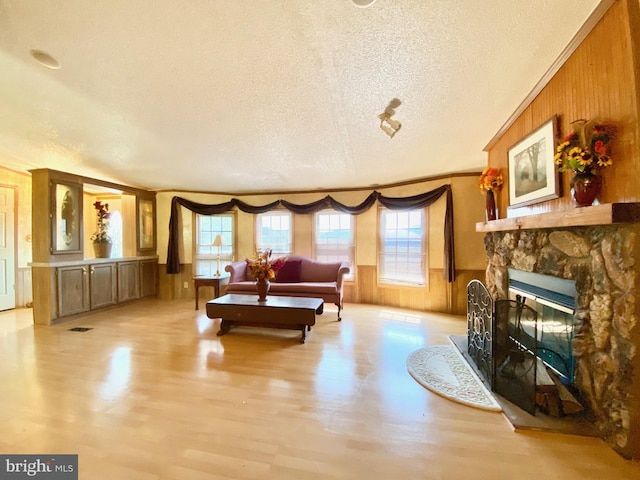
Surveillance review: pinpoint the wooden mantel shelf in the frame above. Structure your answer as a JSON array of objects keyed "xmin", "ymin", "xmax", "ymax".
[{"xmin": 476, "ymin": 203, "xmax": 640, "ymax": 233}]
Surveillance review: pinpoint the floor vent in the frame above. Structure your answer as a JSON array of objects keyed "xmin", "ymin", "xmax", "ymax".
[{"xmin": 68, "ymin": 327, "xmax": 93, "ymax": 332}]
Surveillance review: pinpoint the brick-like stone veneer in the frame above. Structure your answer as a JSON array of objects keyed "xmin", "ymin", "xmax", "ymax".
[{"xmin": 483, "ymin": 225, "xmax": 639, "ymax": 456}]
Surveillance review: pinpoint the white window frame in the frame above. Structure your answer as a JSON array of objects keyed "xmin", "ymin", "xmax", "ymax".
[
  {"xmin": 378, "ymin": 208, "xmax": 427, "ymax": 286},
  {"xmin": 314, "ymin": 210, "xmax": 355, "ymax": 281},
  {"xmin": 255, "ymin": 211, "xmax": 292, "ymax": 257},
  {"xmin": 194, "ymin": 213, "xmax": 235, "ymax": 277}
]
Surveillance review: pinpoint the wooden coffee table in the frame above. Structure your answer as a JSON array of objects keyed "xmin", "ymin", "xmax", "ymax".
[{"xmin": 205, "ymin": 294, "xmax": 324, "ymax": 343}]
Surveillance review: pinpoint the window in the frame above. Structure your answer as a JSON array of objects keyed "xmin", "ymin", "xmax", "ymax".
[
  {"xmin": 194, "ymin": 214, "xmax": 235, "ymax": 276},
  {"xmin": 379, "ymin": 209, "xmax": 426, "ymax": 286},
  {"xmin": 109, "ymin": 210, "xmax": 123, "ymax": 258},
  {"xmin": 314, "ymin": 210, "xmax": 355, "ymax": 281},
  {"xmin": 256, "ymin": 212, "xmax": 292, "ymax": 256}
]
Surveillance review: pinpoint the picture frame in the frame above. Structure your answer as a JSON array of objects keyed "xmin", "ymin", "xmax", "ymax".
[
  {"xmin": 137, "ymin": 197, "xmax": 155, "ymax": 251},
  {"xmin": 507, "ymin": 117, "xmax": 560, "ymax": 208},
  {"xmin": 51, "ymin": 181, "xmax": 83, "ymax": 254}
]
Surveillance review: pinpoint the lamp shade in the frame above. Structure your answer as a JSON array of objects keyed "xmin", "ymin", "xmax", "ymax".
[{"xmin": 212, "ymin": 235, "xmax": 224, "ymax": 247}]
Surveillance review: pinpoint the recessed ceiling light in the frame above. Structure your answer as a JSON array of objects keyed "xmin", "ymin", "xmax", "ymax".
[
  {"xmin": 352, "ymin": 0, "xmax": 377, "ymax": 7},
  {"xmin": 30, "ymin": 49, "xmax": 61, "ymax": 70}
]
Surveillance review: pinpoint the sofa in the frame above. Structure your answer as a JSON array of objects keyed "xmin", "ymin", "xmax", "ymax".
[{"xmin": 225, "ymin": 255, "xmax": 350, "ymax": 320}]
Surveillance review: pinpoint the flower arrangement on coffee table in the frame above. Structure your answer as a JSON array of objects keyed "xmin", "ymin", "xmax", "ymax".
[
  {"xmin": 246, "ymin": 248, "xmax": 286, "ymax": 301},
  {"xmin": 245, "ymin": 248, "xmax": 286, "ymax": 281}
]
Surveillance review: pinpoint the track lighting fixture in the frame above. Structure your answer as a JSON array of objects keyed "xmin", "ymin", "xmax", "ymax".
[
  {"xmin": 378, "ymin": 98, "xmax": 402, "ymax": 138},
  {"xmin": 379, "ymin": 112, "xmax": 402, "ymax": 138}
]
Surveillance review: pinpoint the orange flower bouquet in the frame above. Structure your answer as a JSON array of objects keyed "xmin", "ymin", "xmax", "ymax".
[
  {"xmin": 478, "ymin": 167, "xmax": 503, "ymax": 194},
  {"xmin": 245, "ymin": 248, "xmax": 286, "ymax": 281}
]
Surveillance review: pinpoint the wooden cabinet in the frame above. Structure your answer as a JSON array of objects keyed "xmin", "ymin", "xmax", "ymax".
[
  {"xmin": 118, "ymin": 261, "xmax": 140, "ymax": 302},
  {"xmin": 29, "ymin": 169, "xmax": 158, "ymax": 326},
  {"xmin": 89, "ymin": 262, "xmax": 117, "ymax": 309},
  {"xmin": 140, "ymin": 259, "xmax": 158, "ymax": 298},
  {"xmin": 38, "ymin": 257, "xmax": 157, "ymax": 324},
  {"xmin": 57, "ymin": 265, "xmax": 89, "ymax": 317}
]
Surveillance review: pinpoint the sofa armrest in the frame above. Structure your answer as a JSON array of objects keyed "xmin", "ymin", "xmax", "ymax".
[
  {"xmin": 225, "ymin": 260, "xmax": 248, "ymax": 283},
  {"xmin": 336, "ymin": 261, "xmax": 351, "ymax": 292}
]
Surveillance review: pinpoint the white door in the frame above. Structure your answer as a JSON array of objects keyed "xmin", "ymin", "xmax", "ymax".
[{"xmin": 0, "ymin": 186, "xmax": 15, "ymax": 311}]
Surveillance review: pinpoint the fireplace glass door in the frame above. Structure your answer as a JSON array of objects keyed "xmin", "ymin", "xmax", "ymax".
[{"xmin": 508, "ymin": 268, "xmax": 577, "ymax": 385}]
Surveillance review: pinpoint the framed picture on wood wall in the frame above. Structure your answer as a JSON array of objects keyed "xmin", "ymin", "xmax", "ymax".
[
  {"xmin": 51, "ymin": 181, "xmax": 83, "ymax": 254},
  {"xmin": 507, "ymin": 117, "xmax": 560, "ymax": 208},
  {"xmin": 137, "ymin": 197, "xmax": 155, "ymax": 251}
]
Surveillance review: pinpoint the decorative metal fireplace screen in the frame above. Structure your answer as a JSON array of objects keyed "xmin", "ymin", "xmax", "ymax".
[
  {"xmin": 466, "ymin": 280, "xmax": 494, "ymax": 388},
  {"xmin": 493, "ymin": 298, "xmax": 539, "ymax": 415},
  {"xmin": 467, "ymin": 274, "xmax": 577, "ymax": 416}
]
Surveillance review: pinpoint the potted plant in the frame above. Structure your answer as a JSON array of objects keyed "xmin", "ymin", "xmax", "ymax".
[{"xmin": 90, "ymin": 201, "xmax": 112, "ymax": 258}]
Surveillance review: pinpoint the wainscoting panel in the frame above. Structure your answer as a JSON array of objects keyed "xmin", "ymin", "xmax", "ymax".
[
  {"xmin": 350, "ymin": 265, "xmax": 484, "ymax": 316},
  {"xmin": 159, "ymin": 263, "xmax": 484, "ymax": 316},
  {"xmin": 159, "ymin": 263, "xmax": 195, "ymax": 300},
  {"xmin": 451, "ymin": 269, "xmax": 488, "ymax": 315}
]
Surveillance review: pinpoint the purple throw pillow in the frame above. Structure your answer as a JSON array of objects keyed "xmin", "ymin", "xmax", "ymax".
[{"xmin": 275, "ymin": 260, "xmax": 302, "ymax": 283}]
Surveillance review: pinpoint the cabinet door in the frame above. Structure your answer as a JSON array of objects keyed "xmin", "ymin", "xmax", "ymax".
[
  {"xmin": 118, "ymin": 261, "xmax": 140, "ymax": 303},
  {"xmin": 57, "ymin": 265, "xmax": 89, "ymax": 317},
  {"xmin": 140, "ymin": 259, "xmax": 158, "ymax": 298},
  {"xmin": 90, "ymin": 263, "xmax": 117, "ymax": 309}
]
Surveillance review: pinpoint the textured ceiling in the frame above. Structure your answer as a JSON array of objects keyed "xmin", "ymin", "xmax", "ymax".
[{"xmin": 0, "ymin": 0, "xmax": 603, "ymax": 193}]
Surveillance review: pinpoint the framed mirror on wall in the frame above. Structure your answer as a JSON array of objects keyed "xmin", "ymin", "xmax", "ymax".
[
  {"xmin": 51, "ymin": 181, "xmax": 83, "ymax": 254},
  {"xmin": 137, "ymin": 197, "xmax": 155, "ymax": 252}
]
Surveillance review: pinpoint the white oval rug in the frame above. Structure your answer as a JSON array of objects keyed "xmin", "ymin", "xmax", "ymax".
[{"xmin": 406, "ymin": 344, "xmax": 502, "ymax": 412}]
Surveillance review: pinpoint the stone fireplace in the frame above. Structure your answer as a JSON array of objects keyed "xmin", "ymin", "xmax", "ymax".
[{"xmin": 477, "ymin": 204, "xmax": 640, "ymax": 459}]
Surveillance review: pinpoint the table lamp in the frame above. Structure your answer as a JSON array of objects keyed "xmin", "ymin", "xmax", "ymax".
[{"xmin": 212, "ymin": 234, "xmax": 224, "ymax": 276}]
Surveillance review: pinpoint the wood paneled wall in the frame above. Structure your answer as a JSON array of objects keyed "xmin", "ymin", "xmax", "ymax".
[
  {"xmin": 487, "ymin": 0, "xmax": 640, "ymax": 217},
  {"xmin": 345, "ymin": 266, "xmax": 484, "ymax": 316},
  {"xmin": 159, "ymin": 263, "xmax": 483, "ymax": 316},
  {"xmin": 158, "ymin": 263, "xmax": 195, "ymax": 301}
]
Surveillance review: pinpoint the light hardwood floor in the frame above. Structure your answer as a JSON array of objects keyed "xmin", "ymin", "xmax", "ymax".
[{"xmin": 1, "ymin": 300, "xmax": 638, "ymax": 479}]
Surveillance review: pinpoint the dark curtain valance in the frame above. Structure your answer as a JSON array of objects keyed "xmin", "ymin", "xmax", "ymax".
[{"xmin": 166, "ymin": 186, "xmax": 455, "ymax": 282}]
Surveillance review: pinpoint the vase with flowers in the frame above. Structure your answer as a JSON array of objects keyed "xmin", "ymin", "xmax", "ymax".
[
  {"xmin": 478, "ymin": 166, "xmax": 503, "ymax": 221},
  {"xmin": 245, "ymin": 248, "xmax": 286, "ymax": 301},
  {"xmin": 555, "ymin": 119, "xmax": 614, "ymax": 207},
  {"xmin": 90, "ymin": 201, "xmax": 112, "ymax": 258}
]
